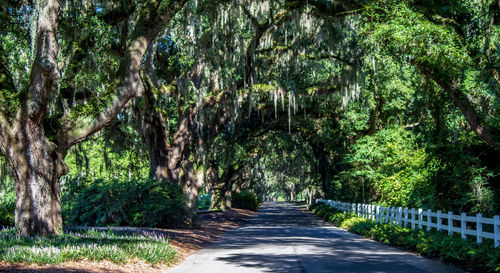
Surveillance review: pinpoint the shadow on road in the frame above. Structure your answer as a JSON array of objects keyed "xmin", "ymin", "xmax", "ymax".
[{"xmin": 208, "ymin": 202, "xmax": 456, "ymax": 273}]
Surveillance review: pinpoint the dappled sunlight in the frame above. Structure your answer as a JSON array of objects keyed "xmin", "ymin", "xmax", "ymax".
[{"xmin": 170, "ymin": 202, "xmax": 461, "ymax": 273}]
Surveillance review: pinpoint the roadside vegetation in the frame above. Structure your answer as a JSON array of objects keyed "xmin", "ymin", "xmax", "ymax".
[
  {"xmin": 311, "ymin": 203, "xmax": 500, "ymax": 272},
  {"xmin": 0, "ymin": 228, "xmax": 176, "ymax": 266},
  {"xmin": 0, "ymin": 0, "xmax": 499, "ymax": 270},
  {"xmin": 232, "ymin": 191, "xmax": 262, "ymax": 211}
]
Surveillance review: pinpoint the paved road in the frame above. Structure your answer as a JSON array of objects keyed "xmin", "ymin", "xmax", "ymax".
[{"xmin": 168, "ymin": 202, "xmax": 463, "ymax": 273}]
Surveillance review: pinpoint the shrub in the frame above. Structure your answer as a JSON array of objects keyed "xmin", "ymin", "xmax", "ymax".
[
  {"xmin": 311, "ymin": 203, "xmax": 500, "ymax": 272},
  {"xmin": 232, "ymin": 191, "xmax": 260, "ymax": 211},
  {"xmin": 0, "ymin": 191, "xmax": 14, "ymax": 227},
  {"xmin": 67, "ymin": 178, "xmax": 188, "ymax": 228}
]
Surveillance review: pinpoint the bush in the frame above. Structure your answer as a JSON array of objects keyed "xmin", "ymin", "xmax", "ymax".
[
  {"xmin": 232, "ymin": 191, "xmax": 260, "ymax": 211},
  {"xmin": 311, "ymin": 203, "xmax": 500, "ymax": 272},
  {"xmin": 0, "ymin": 191, "xmax": 14, "ymax": 227},
  {"xmin": 67, "ymin": 178, "xmax": 188, "ymax": 228}
]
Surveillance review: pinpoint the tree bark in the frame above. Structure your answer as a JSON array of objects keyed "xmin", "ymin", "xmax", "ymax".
[
  {"xmin": 135, "ymin": 62, "xmax": 170, "ymax": 181},
  {"xmin": 8, "ymin": 130, "xmax": 66, "ymax": 237},
  {"xmin": 1, "ymin": 118, "xmax": 68, "ymax": 236},
  {"xmin": 180, "ymin": 158, "xmax": 204, "ymax": 222}
]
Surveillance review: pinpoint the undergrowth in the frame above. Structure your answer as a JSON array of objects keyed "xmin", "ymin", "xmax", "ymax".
[
  {"xmin": 0, "ymin": 228, "xmax": 176, "ymax": 266},
  {"xmin": 310, "ymin": 203, "xmax": 500, "ymax": 272},
  {"xmin": 232, "ymin": 191, "xmax": 261, "ymax": 211}
]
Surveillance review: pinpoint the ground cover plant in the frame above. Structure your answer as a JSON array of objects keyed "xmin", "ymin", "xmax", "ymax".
[
  {"xmin": 0, "ymin": 228, "xmax": 176, "ymax": 266},
  {"xmin": 311, "ymin": 203, "xmax": 500, "ymax": 272}
]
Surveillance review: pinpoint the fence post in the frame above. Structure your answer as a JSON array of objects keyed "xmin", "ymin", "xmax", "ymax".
[
  {"xmin": 411, "ymin": 208, "xmax": 416, "ymax": 229},
  {"xmin": 476, "ymin": 213, "xmax": 482, "ymax": 244},
  {"xmin": 437, "ymin": 210, "xmax": 442, "ymax": 231},
  {"xmin": 494, "ymin": 215, "xmax": 499, "ymax": 248},
  {"xmin": 376, "ymin": 206, "xmax": 381, "ymax": 223},
  {"xmin": 418, "ymin": 209, "xmax": 423, "ymax": 229},
  {"xmin": 461, "ymin": 213, "xmax": 466, "ymax": 239},
  {"xmin": 357, "ymin": 204, "xmax": 361, "ymax": 217},
  {"xmin": 448, "ymin": 211, "xmax": 453, "ymax": 235},
  {"xmin": 403, "ymin": 208, "xmax": 408, "ymax": 227},
  {"xmin": 398, "ymin": 207, "xmax": 403, "ymax": 225},
  {"xmin": 426, "ymin": 209, "xmax": 432, "ymax": 231}
]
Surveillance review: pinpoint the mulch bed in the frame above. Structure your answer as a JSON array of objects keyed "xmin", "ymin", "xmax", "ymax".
[{"xmin": 0, "ymin": 208, "xmax": 256, "ymax": 273}]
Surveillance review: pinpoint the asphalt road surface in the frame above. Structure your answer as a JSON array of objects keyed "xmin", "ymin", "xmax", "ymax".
[{"xmin": 167, "ymin": 202, "xmax": 463, "ymax": 273}]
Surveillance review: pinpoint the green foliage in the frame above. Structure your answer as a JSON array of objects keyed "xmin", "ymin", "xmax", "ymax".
[
  {"xmin": 0, "ymin": 190, "xmax": 14, "ymax": 227},
  {"xmin": 66, "ymin": 178, "xmax": 188, "ymax": 228},
  {"xmin": 335, "ymin": 127, "xmax": 438, "ymax": 208},
  {"xmin": 312, "ymin": 203, "xmax": 500, "ymax": 272},
  {"xmin": 232, "ymin": 191, "xmax": 261, "ymax": 211},
  {"xmin": 197, "ymin": 194, "xmax": 212, "ymax": 210},
  {"xmin": 0, "ymin": 228, "xmax": 176, "ymax": 265}
]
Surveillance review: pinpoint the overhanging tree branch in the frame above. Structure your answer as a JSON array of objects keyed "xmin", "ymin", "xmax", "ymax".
[
  {"xmin": 417, "ymin": 63, "xmax": 499, "ymax": 150},
  {"xmin": 60, "ymin": 0, "xmax": 189, "ymax": 149}
]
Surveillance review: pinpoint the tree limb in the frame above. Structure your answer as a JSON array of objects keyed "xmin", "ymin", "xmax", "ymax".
[
  {"xmin": 23, "ymin": 0, "xmax": 60, "ymax": 125},
  {"xmin": 60, "ymin": 0, "xmax": 188, "ymax": 149},
  {"xmin": 417, "ymin": 64, "xmax": 499, "ymax": 150}
]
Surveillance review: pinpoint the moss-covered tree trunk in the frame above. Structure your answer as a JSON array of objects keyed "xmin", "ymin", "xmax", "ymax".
[
  {"xmin": 7, "ymin": 125, "xmax": 67, "ymax": 236},
  {"xmin": 0, "ymin": 0, "xmax": 64, "ymax": 237}
]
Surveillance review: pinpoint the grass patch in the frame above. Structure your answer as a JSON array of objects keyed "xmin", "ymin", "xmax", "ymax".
[
  {"xmin": 310, "ymin": 203, "xmax": 500, "ymax": 272},
  {"xmin": 0, "ymin": 228, "xmax": 176, "ymax": 266}
]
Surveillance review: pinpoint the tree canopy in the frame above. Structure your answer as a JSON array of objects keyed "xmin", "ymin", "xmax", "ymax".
[{"xmin": 0, "ymin": 0, "xmax": 499, "ymax": 236}]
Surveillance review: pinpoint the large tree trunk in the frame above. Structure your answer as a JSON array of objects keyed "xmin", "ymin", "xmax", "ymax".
[
  {"xmin": 4, "ymin": 123, "xmax": 67, "ymax": 237},
  {"xmin": 310, "ymin": 144, "xmax": 334, "ymax": 198},
  {"xmin": 180, "ymin": 158, "xmax": 204, "ymax": 224},
  {"xmin": 134, "ymin": 74, "xmax": 170, "ymax": 180},
  {"xmin": 221, "ymin": 164, "xmax": 239, "ymax": 210}
]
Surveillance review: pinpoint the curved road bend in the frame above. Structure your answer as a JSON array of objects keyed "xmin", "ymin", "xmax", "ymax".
[{"xmin": 167, "ymin": 202, "xmax": 463, "ymax": 273}]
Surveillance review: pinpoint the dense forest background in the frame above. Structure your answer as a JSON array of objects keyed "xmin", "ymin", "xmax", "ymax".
[{"xmin": 0, "ymin": 0, "xmax": 499, "ymax": 233}]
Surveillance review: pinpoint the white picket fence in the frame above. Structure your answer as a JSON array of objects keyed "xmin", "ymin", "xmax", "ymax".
[{"xmin": 316, "ymin": 199, "xmax": 500, "ymax": 248}]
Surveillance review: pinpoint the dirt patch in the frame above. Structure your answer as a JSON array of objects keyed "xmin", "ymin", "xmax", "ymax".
[{"xmin": 0, "ymin": 208, "xmax": 256, "ymax": 273}]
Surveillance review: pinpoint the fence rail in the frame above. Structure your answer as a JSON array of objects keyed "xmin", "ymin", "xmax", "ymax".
[{"xmin": 316, "ymin": 199, "xmax": 500, "ymax": 247}]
